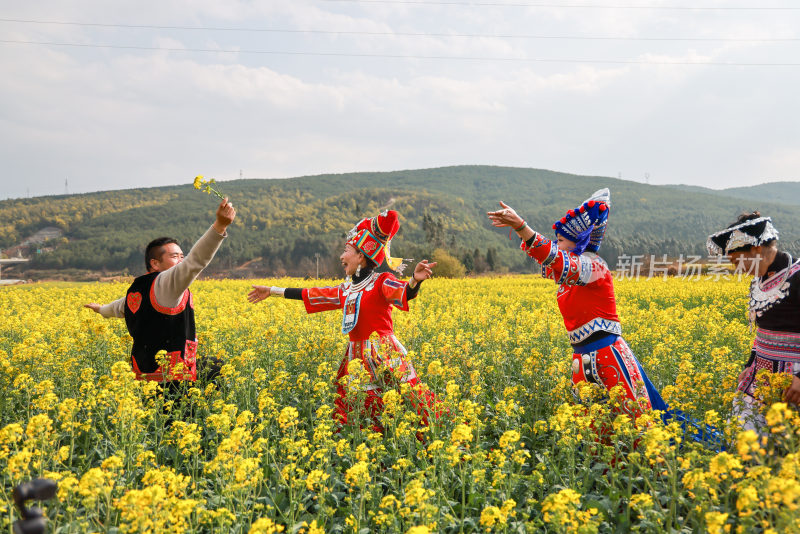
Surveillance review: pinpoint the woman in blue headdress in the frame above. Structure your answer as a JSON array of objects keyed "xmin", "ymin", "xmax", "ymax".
[{"xmin": 489, "ymin": 189, "xmax": 722, "ymax": 447}]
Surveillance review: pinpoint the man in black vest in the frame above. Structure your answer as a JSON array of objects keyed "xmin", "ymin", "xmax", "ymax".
[{"xmin": 85, "ymin": 197, "xmax": 235, "ymax": 388}]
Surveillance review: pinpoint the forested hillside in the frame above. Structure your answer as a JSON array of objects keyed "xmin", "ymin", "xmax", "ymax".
[
  {"xmin": 2, "ymin": 166, "xmax": 799, "ymax": 278},
  {"xmin": 668, "ymin": 181, "xmax": 800, "ymax": 207}
]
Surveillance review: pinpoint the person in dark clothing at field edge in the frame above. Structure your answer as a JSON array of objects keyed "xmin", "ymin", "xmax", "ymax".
[
  {"xmin": 707, "ymin": 211, "xmax": 800, "ymax": 435},
  {"xmin": 84, "ymin": 197, "xmax": 236, "ymax": 393}
]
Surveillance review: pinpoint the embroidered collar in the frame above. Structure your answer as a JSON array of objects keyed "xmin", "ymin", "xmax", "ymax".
[
  {"xmin": 347, "ymin": 271, "xmax": 378, "ymax": 293},
  {"xmin": 749, "ymin": 253, "xmax": 800, "ymax": 326}
]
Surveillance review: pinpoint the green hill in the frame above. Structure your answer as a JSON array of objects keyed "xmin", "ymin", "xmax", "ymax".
[
  {"xmin": 668, "ymin": 181, "xmax": 800, "ymax": 207},
  {"xmin": 719, "ymin": 182, "xmax": 800, "ymax": 207},
  {"xmin": 2, "ymin": 166, "xmax": 799, "ymax": 278}
]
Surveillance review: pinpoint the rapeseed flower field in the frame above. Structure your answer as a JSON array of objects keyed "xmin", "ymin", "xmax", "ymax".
[{"xmin": 1, "ymin": 276, "xmax": 799, "ymax": 533}]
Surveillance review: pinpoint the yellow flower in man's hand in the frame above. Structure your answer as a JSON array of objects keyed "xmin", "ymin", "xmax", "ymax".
[{"xmin": 191, "ymin": 175, "xmax": 225, "ymax": 199}]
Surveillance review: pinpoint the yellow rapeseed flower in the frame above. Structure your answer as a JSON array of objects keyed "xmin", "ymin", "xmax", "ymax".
[
  {"xmin": 278, "ymin": 406, "xmax": 299, "ymax": 430},
  {"xmin": 249, "ymin": 517, "xmax": 285, "ymax": 534},
  {"xmin": 345, "ymin": 461, "xmax": 370, "ymax": 488},
  {"xmin": 451, "ymin": 424, "xmax": 473, "ymax": 446},
  {"xmin": 704, "ymin": 511, "xmax": 730, "ymax": 534}
]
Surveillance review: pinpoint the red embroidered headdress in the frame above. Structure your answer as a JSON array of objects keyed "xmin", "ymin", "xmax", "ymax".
[{"xmin": 346, "ymin": 210, "xmax": 404, "ymax": 269}]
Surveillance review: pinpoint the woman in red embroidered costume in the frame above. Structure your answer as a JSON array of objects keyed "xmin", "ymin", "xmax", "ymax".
[
  {"xmin": 247, "ymin": 210, "xmax": 438, "ymax": 430},
  {"xmin": 488, "ymin": 189, "xmax": 668, "ymax": 420}
]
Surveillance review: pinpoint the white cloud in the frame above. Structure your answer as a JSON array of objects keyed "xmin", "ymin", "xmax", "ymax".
[{"xmin": 1, "ymin": 0, "xmax": 799, "ymax": 198}]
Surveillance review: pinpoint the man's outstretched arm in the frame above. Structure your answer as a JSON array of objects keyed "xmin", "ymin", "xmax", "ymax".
[
  {"xmin": 154, "ymin": 198, "xmax": 236, "ymax": 308},
  {"xmin": 84, "ymin": 298, "xmax": 125, "ymax": 318}
]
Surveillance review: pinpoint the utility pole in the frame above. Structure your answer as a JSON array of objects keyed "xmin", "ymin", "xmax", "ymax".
[
  {"xmin": 315, "ymin": 252, "xmax": 320, "ymax": 279},
  {"xmin": 65, "ymin": 179, "xmax": 69, "ymax": 195}
]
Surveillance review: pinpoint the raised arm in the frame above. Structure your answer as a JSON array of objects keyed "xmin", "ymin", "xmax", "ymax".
[
  {"xmin": 379, "ymin": 260, "xmax": 437, "ymax": 311},
  {"xmin": 487, "ymin": 201, "xmax": 600, "ymax": 286},
  {"xmin": 521, "ymin": 233, "xmax": 600, "ymax": 286},
  {"xmin": 407, "ymin": 259, "xmax": 436, "ymax": 300},
  {"xmin": 154, "ymin": 198, "xmax": 235, "ymax": 308},
  {"xmin": 487, "ymin": 201, "xmax": 535, "ymax": 241}
]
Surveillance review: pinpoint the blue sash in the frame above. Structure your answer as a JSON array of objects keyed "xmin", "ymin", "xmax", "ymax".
[
  {"xmin": 574, "ymin": 333, "xmax": 725, "ymax": 450},
  {"xmin": 633, "ymin": 358, "xmax": 725, "ymax": 451}
]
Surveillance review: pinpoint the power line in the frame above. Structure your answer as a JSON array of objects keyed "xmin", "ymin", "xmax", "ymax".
[
  {"xmin": 2, "ymin": 38, "xmax": 799, "ymax": 66},
  {"xmin": 1, "ymin": 18, "xmax": 797, "ymax": 42},
  {"xmin": 319, "ymin": 0, "xmax": 800, "ymax": 9}
]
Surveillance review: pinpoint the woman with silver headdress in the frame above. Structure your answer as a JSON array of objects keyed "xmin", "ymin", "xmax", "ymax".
[
  {"xmin": 488, "ymin": 189, "xmax": 668, "ymax": 421},
  {"xmin": 707, "ymin": 212, "xmax": 800, "ymax": 433}
]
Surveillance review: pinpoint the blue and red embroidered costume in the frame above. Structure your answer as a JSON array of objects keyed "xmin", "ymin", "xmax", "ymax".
[
  {"xmin": 520, "ymin": 189, "xmax": 667, "ymax": 419},
  {"xmin": 523, "ymin": 235, "xmax": 660, "ymax": 418}
]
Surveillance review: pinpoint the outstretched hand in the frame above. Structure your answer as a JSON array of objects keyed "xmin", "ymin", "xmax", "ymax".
[
  {"xmin": 247, "ymin": 285, "xmax": 271, "ymax": 304},
  {"xmin": 487, "ymin": 201, "xmax": 524, "ymax": 229},
  {"xmin": 413, "ymin": 260, "xmax": 437, "ymax": 283},
  {"xmin": 83, "ymin": 303, "xmax": 101, "ymax": 314}
]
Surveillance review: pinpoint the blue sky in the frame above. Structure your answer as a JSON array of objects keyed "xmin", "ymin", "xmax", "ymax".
[{"xmin": 1, "ymin": 0, "xmax": 799, "ymax": 198}]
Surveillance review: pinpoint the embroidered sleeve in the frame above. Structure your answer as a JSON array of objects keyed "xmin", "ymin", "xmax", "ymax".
[
  {"xmin": 301, "ymin": 285, "xmax": 345, "ymax": 314},
  {"xmin": 381, "ymin": 274, "xmax": 411, "ymax": 311},
  {"xmin": 521, "ymin": 232, "xmax": 605, "ymax": 286}
]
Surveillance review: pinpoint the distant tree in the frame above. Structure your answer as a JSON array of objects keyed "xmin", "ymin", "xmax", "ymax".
[
  {"xmin": 432, "ymin": 248, "xmax": 466, "ymax": 278},
  {"xmin": 461, "ymin": 250, "xmax": 475, "ymax": 273},
  {"xmin": 486, "ymin": 247, "xmax": 497, "ymax": 271},
  {"xmin": 423, "ymin": 213, "xmax": 445, "ymax": 247},
  {"xmin": 473, "ymin": 248, "xmax": 488, "ymax": 273}
]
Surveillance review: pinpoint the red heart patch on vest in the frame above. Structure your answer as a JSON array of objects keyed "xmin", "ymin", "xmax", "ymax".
[{"xmin": 127, "ymin": 292, "xmax": 142, "ymax": 314}]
